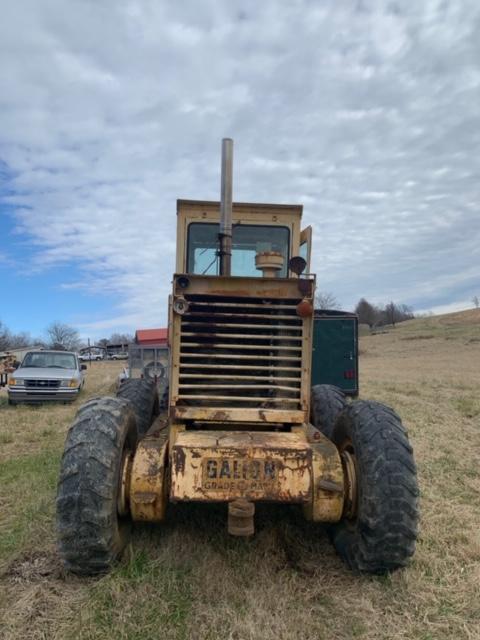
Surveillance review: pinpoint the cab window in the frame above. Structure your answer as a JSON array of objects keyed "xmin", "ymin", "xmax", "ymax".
[{"xmin": 187, "ymin": 223, "xmax": 290, "ymax": 277}]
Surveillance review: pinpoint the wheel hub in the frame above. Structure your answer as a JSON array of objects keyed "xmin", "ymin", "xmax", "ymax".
[
  {"xmin": 340, "ymin": 447, "xmax": 357, "ymax": 519},
  {"xmin": 117, "ymin": 450, "xmax": 133, "ymax": 516}
]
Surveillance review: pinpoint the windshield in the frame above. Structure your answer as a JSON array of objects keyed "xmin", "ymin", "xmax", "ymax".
[
  {"xmin": 22, "ymin": 352, "xmax": 77, "ymax": 369},
  {"xmin": 187, "ymin": 223, "xmax": 290, "ymax": 277}
]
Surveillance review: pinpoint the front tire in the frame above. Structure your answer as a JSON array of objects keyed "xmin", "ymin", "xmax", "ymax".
[
  {"xmin": 56, "ymin": 396, "xmax": 138, "ymax": 575},
  {"xmin": 329, "ymin": 400, "xmax": 419, "ymax": 573},
  {"xmin": 116, "ymin": 378, "xmax": 159, "ymax": 437},
  {"xmin": 310, "ymin": 384, "xmax": 347, "ymax": 439}
]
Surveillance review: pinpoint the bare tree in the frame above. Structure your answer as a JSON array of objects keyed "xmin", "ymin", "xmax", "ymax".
[
  {"xmin": 46, "ymin": 322, "xmax": 81, "ymax": 351},
  {"xmin": 473, "ymin": 295, "xmax": 479, "ymax": 309},
  {"xmin": 355, "ymin": 298, "xmax": 378, "ymax": 328},
  {"xmin": 0, "ymin": 321, "xmax": 32, "ymax": 351},
  {"xmin": 385, "ymin": 301, "xmax": 398, "ymax": 327},
  {"xmin": 8, "ymin": 332, "xmax": 32, "ymax": 349},
  {"xmin": 398, "ymin": 304, "xmax": 415, "ymax": 320},
  {"xmin": 315, "ymin": 291, "xmax": 339, "ymax": 310},
  {"xmin": 109, "ymin": 333, "xmax": 133, "ymax": 347},
  {"xmin": 0, "ymin": 320, "xmax": 10, "ymax": 351}
]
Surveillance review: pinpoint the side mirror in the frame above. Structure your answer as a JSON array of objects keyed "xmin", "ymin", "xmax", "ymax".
[
  {"xmin": 288, "ymin": 256, "xmax": 307, "ymax": 275},
  {"xmin": 81, "ymin": 364, "xmax": 87, "ymax": 371}
]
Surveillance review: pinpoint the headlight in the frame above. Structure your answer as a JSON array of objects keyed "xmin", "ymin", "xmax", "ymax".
[
  {"xmin": 173, "ymin": 296, "xmax": 190, "ymax": 315},
  {"xmin": 61, "ymin": 379, "xmax": 79, "ymax": 388},
  {"xmin": 9, "ymin": 378, "xmax": 24, "ymax": 386}
]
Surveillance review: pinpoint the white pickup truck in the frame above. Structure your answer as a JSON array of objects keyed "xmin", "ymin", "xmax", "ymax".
[
  {"xmin": 78, "ymin": 352, "xmax": 103, "ymax": 361},
  {"xmin": 8, "ymin": 350, "xmax": 86, "ymax": 405}
]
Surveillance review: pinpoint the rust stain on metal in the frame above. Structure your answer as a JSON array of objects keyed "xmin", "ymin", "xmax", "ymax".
[
  {"xmin": 173, "ymin": 446, "xmax": 186, "ymax": 475},
  {"xmin": 129, "ymin": 432, "xmax": 168, "ymax": 522},
  {"xmin": 303, "ymin": 426, "xmax": 344, "ymax": 523},
  {"xmin": 318, "ymin": 478, "xmax": 343, "ymax": 493},
  {"xmin": 298, "ymin": 278, "xmax": 313, "ymax": 297},
  {"xmin": 211, "ymin": 411, "xmax": 229, "ymax": 422},
  {"xmin": 228, "ymin": 499, "xmax": 255, "ymax": 536}
]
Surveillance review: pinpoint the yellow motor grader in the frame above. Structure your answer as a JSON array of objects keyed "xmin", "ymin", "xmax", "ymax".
[{"xmin": 56, "ymin": 140, "xmax": 418, "ymax": 575}]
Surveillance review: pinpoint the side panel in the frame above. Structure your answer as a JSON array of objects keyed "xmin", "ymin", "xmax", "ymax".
[{"xmin": 311, "ymin": 313, "xmax": 358, "ymax": 395}]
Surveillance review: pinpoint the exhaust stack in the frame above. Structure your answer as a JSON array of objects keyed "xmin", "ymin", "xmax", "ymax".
[{"xmin": 219, "ymin": 138, "xmax": 233, "ymax": 276}]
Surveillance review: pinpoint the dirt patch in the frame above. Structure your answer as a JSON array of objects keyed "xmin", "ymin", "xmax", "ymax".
[
  {"xmin": 4, "ymin": 549, "xmax": 65, "ymax": 584},
  {"xmin": 0, "ymin": 549, "xmax": 85, "ymax": 640}
]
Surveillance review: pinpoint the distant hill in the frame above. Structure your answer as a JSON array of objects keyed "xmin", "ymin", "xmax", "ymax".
[{"xmin": 363, "ymin": 308, "xmax": 480, "ymax": 343}]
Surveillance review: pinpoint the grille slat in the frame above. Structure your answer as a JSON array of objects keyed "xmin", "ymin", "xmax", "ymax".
[
  {"xmin": 180, "ymin": 374, "xmax": 301, "ymax": 382},
  {"xmin": 188, "ymin": 302, "xmax": 297, "ymax": 310},
  {"xmin": 178, "ymin": 395, "xmax": 300, "ymax": 404},
  {"xmin": 180, "ymin": 352, "xmax": 301, "ymax": 362},
  {"xmin": 181, "ymin": 332, "xmax": 303, "ymax": 341},
  {"xmin": 181, "ymin": 342, "xmax": 302, "ymax": 352},
  {"xmin": 179, "ymin": 384, "xmax": 300, "ymax": 392},
  {"xmin": 176, "ymin": 294, "xmax": 303, "ymax": 410},
  {"xmin": 180, "ymin": 363, "xmax": 301, "ymax": 372},
  {"xmin": 186, "ymin": 312, "xmax": 299, "ymax": 321}
]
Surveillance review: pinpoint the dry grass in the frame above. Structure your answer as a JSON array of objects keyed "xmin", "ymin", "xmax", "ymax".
[{"xmin": 1, "ymin": 314, "xmax": 480, "ymax": 640}]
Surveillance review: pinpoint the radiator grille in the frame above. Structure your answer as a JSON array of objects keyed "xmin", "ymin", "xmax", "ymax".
[
  {"xmin": 25, "ymin": 379, "xmax": 61, "ymax": 389},
  {"xmin": 177, "ymin": 294, "xmax": 303, "ymax": 410}
]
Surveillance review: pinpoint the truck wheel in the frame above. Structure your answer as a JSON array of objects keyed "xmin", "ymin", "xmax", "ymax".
[
  {"xmin": 143, "ymin": 360, "xmax": 165, "ymax": 380},
  {"xmin": 329, "ymin": 401, "xmax": 419, "ymax": 573},
  {"xmin": 56, "ymin": 397, "xmax": 138, "ymax": 575},
  {"xmin": 116, "ymin": 378, "xmax": 159, "ymax": 437},
  {"xmin": 310, "ymin": 384, "xmax": 347, "ymax": 439}
]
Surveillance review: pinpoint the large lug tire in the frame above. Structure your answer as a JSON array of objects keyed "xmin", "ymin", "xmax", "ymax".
[
  {"xmin": 56, "ymin": 396, "xmax": 138, "ymax": 575},
  {"xmin": 116, "ymin": 378, "xmax": 159, "ymax": 437},
  {"xmin": 159, "ymin": 383, "xmax": 169, "ymax": 411},
  {"xmin": 330, "ymin": 400, "xmax": 419, "ymax": 574},
  {"xmin": 310, "ymin": 384, "xmax": 347, "ymax": 440}
]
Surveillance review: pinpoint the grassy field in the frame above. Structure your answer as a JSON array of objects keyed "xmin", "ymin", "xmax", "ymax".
[{"xmin": 1, "ymin": 309, "xmax": 479, "ymax": 640}]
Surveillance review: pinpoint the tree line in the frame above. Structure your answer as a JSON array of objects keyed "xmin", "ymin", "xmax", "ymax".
[
  {"xmin": 354, "ymin": 298, "xmax": 414, "ymax": 328},
  {"xmin": 0, "ymin": 319, "xmax": 133, "ymax": 352},
  {"xmin": 315, "ymin": 292, "xmax": 415, "ymax": 328}
]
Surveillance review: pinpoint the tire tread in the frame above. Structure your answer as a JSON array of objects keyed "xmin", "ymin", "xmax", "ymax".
[
  {"xmin": 330, "ymin": 400, "xmax": 419, "ymax": 574},
  {"xmin": 56, "ymin": 396, "xmax": 137, "ymax": 575}
]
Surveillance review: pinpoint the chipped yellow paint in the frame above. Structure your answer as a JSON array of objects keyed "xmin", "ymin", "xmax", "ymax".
[
  {"xmin": 302, "ymin": 426, "xmax": 344, "ymax": 522},
  {"xmin": 130, "ymin": 426, "xmax": 169, "ymax": 522}
]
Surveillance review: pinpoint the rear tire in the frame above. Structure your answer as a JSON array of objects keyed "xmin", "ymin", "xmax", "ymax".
[
  {"xmin": 329, "ymin": 400, "xmax": 419, "ymax": 573},
  {"xmin": 56, "ymin": 396, "xmax": 138, "ymax": 575},
  {"xmin": 310, "ymin": 384, "xmax": 347, "ymax": 439},
  {"xmin": 116, "ymin": 378, "xmax": 159, "ymax": 437}
]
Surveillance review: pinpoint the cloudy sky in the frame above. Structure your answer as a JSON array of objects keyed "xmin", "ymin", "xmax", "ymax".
[{"xmin": 1, "ymin": 0, "xmax": 479, "ymax": 340}]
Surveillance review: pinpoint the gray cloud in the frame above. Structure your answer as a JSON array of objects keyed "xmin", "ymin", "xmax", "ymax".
[{"xmin": 1, "ymin": 0, "xmax": 479, "ymax": 335}]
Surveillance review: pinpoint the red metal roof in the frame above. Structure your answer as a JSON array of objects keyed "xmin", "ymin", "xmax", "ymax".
[{"xmin": 135, "ymin": 328, "xmax": 168, "ymax": 345}]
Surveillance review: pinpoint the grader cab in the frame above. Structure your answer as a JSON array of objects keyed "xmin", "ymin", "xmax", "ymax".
[{"xmin": 56, "ymin": 140, "xmax": 419, "ymax": 575}]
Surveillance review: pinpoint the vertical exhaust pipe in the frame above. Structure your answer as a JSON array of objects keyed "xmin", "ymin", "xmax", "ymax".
[{"xmin": 219, "ymin": 138, "xmax": 233, "ymax": 276}]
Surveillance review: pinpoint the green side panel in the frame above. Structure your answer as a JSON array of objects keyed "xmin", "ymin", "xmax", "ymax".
[{"xmin": 312, "ymin": 316, "xmax": 358, "ymax": 394}]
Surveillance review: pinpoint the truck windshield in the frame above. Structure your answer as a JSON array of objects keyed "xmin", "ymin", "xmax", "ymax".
[
  {"xmin": 187, "ymin": 223, "xmax": 290, "ymax": 277},
  {"xmin": 22, "ymin": 352, "xmax": 77, "ymax": 369}
]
